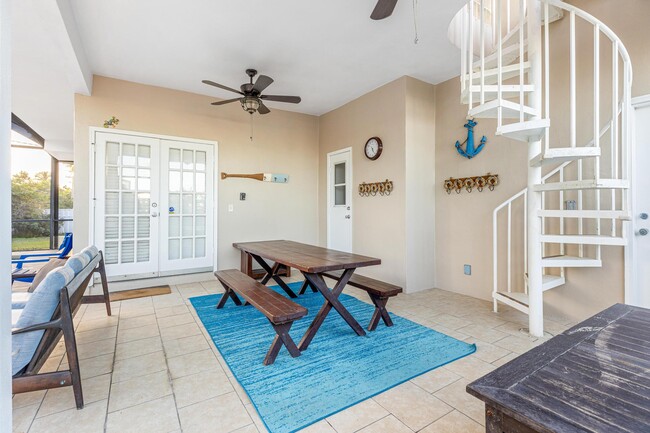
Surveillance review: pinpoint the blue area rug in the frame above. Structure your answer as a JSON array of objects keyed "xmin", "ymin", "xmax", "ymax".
[{"xmin": 189, "ymin": 282, "xmax": 476, "ymax": 433}]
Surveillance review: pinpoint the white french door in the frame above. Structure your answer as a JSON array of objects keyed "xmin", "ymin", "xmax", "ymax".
[
  {"xmin": 327, "ymin": 148, "xmax": 352, "ymax": 253},
  {"xmin": 94, "ymin": 131, "xmax": 215, "ymax": 279}
]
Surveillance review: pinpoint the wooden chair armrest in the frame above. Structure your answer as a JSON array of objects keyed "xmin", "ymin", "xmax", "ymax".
[{"xmin": 11, "ymin": 319, "xmax": 63, "ymax": 336}]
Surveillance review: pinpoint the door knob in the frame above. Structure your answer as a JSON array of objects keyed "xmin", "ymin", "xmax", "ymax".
[
  {"xmin": 345, "ymin": 215, "xmax": 351, "ymax": 219},
  {"xmin": 151, "ymin": 212, "xmax": 159, "ymax": 218},
  {"xmin": 640, "ymin": 228, "xmax": 649, "ymax": 236}
]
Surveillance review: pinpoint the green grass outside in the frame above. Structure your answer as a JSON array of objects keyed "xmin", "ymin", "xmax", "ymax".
[{"xmin": 12, "ymin": 237, "xmax": 51, "ymax": 252}]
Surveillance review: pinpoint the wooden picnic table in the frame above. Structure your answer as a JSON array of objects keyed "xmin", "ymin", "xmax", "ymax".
[
  {"xmin": 467, "ymin": 303, "xmax": 650, "ymax": 433},
  {"xmin": 233, "ymin": 240, "xmax": 381, "ymax": 350}
]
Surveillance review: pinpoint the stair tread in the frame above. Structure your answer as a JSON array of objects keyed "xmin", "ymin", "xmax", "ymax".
[
  {"xmin": 495, "ymin": 291, "xmax": 529, "ymax": 306},
  {"xmin": 540, "ymin": 234, "xmax": 626, "ymax": 246},
  {"xmin": 469, "ymin": 99, "xmax": 539, "ymax": 119},
  {"xmin": 534, "ymin": 179, "xmax": 629, "ymax": 192},
  {"xmin": 531, "ymin": 147, "xmax": 601, "ymax": 166},
  {"xmin": 498, "ymin": 119, "xmax": 550, "ymax": 142}
]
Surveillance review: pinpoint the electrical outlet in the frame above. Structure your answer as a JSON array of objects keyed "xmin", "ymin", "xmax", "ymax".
[
  {"xmin": 464, "ymin": 264, "xmax": 471, "ymax": 276},
  {"xmin": 240, "ymin": 192, "xmax": 246, "ymax": 201},
  {"xmin": 228, "ymin": 204, "xmax": 234, "ymax": 212}
]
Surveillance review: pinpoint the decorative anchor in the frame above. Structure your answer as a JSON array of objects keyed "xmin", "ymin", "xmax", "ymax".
[{"xmin": 455, "ymin": 118, "xmax": 487, "ymax": 159}]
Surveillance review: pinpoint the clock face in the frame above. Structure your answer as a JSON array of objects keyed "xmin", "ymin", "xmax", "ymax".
[{"xmin": 365, "ymin": 137, "xmax": 383, "ymax": 160}]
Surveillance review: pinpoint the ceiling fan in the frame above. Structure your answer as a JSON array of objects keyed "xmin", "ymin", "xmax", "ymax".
[
  {"xmin": 202, "ymin": 69, "xmax": 301, "ymax": 115},
  {"xmin": 371, "ymin": 0, "xmax": 398, "ymax": 20}
]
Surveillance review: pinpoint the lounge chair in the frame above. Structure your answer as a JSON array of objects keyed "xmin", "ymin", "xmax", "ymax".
[{"xmin": 12, "ymin": 233, "xmax": 73, "ymax": 283}]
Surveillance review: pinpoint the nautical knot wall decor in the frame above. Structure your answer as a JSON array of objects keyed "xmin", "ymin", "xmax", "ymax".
[
  {"xmin": 359, "ymin": 180, "xmax": 393, "ymax": 197},
  {"xmin": 444, "ymin": 173, "xmax": 499, "ymax": 194},
  {"xmin": 455, "ymin": 118, "xmax": 487, "ymax": 159}
]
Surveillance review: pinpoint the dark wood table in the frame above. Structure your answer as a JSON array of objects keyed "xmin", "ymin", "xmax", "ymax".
[
  {"xmin": 233, "ymin": 240, "xmax": 381, "ymax": 350},
  {"xmin": 467, "ymin": 304, "xmax": 650, "ymax": 433}
]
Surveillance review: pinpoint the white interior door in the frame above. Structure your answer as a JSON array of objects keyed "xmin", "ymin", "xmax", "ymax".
[
  {"xmin": 327, "ymin": 148, "xmax": 352, "ymax": 252},
  {"xmin": 94, "ymin": 132, "xmax": 161, "ymax": 278},
  {"xmin": 632, "ymin": 99, "xmax": 650, "ymax": 307},
  {"xmin": 94, "ymin": 131, "xmax": 215, "ymax": 280},
  {"xmin": 159, "ymin": 140, "xmax": 214, "ymax": 273}
]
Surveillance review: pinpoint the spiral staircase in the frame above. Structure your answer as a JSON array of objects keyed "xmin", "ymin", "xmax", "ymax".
[{"xmin": 455, "ymin": 0, "xmax": 633, "ymax": 336}]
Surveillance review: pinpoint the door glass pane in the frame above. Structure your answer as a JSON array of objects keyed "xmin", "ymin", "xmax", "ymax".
[
  {"xmin": 182, "ymin": 172, "xmax": 193, "ymax": 192},
  {"xmin": 106, "ymin": 167, "xmax": 119, "ymax": 189},
  {"xmin": 122, "ymin": 217, "xmax": 135, "ymax": 238},
  {"xmin": 122, "ymin": 144, "xmax": 136, "ymax": 166},
  {"xmin": 106, "ymin": 192, "xmax": 119, "ymax": 214},
  {"xmin": 169, "ymin": 216, "xmax": 180, "ymax": 237},
  {"xmin": 122, "ymin": 167, "xmax": 136, "ymax": 177},
  {"xmin": 182, "ymin": 238, "xmax": 193, "ymax": 259},
  {"xmin": 121, "ymin": 240, "xmax": 134, "ymax": 263},
  {"xmin": 169, "ymin": 171, "xmax": 181, "ymax": 192},
  {"xmin": 334, "ymin": 163, "xmax": 346, "ymax": 185},
  {"xmin": 182, "ymin": 216, "xmax": 193, "ymax": 236},
  {"xmin": 183, "ymin": 150, "xmax": 194, "ymax": 170},
  {"xmin": 196, "ymin": 173, "xmax": 206, "ymax": 193},
  {"xmin": 137, "ymin": 193, "xmax": 150, "ymax": 214},
  {"xmin": 121, "ymin": 192, "xmax": 135, "ymax": 214},
  {"xmin": 182, "ymin": 194, "xmax": 194, "ymax": 214},
  {"xmin": 106, "ymin": 142, "xmax": 120, "ymax": 165},
  {"xmin": 138, "ymin": 178, "xmax": 151, "ymax": 191},
  {"xmin": 105, "ymin": 242, "xmax": 118, "ymax": 264},
  {"xmin": 196, "ymin": 151, "xmax": 206, "ymax": 171},
  {"xmin": 195, "ymin": 194, "xmax": 206, "ymax": 214},
  {"xmin": 169, "ymin": 149, "xmax": 181, "ymax": 169},
  {"xmin": 137, "ymin": 241, "xmax": 150, "ymax": 262},
  {"xmin": 169, "ymin": 194, "xmax": 180, "ymax": 214},
  {"xmin": 105, "ymin": 217, "xmax": 119, "ymax": 239},
  {"xmin": 195, "ymin": 216, "xmax": 206, "ymax": 236},
  {"xmin": 121, "ymin": 177, "xmax": 136, "ymax": 191},
  {"xmin": 137, "ymin": 216, "xmax": 150, "ymax": 238},
  {"xmin": 169, "ymin": 239, "xmax": 180, "ymax": 260},
  {"xmin": 138, "ymin": 145, "xmax": 151, "ymax": 167},
  {"xmin": 195, "ymin": 237, "xmax": 206, "ymax": 258},
  {"xmin": 335, "ymin": 185, "xmax": 346, "ymax": 206}
]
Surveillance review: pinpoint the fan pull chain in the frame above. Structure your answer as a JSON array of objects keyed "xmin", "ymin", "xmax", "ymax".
[
  {"xmin": 413, "ymin": 0, "xmax": 419, "ymax": 44},
  {"xmin": 250, "ymin": 113, "xmax": 254, "ymax": 142}
]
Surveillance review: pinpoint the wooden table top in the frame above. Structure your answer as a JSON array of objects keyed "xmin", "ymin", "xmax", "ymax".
[
  {"xmin": 467, "ymin": 303, "xmax": 650, "ymax": 433},
  {"xmin": 233, "ymin": 240, "xmax": 381, "ymax": 274}
]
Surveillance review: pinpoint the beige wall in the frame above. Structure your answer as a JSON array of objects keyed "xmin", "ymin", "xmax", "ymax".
[
  {"xmin": 434, "ymin": 0, "xmax": 650, "ymax": 321},
  {"xmin": 74, "ymin": 76, "xmax": 319, "ymax": 272},
  {"xmin": 318, "ymin": 77, "xmax": 408, "ymax": 288},
  {"xmin": 317, "ymin": 76, "xmax": 437, "ymax": 292}
]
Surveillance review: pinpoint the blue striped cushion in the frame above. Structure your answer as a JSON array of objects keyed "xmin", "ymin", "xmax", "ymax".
[
  {"xmin": 12, "ymin": 266, "xmax": 74, "ymax": 376},
  {"xmin": 64, "ymin": 252, "xmax": 91, "ymax": 275},
  {"xmin": 11, "ymin": 309, "xmax": 23, "ymax": 328},
  {"xmin": 80, "ymin": 246, "xmax": 99, "ymax": 262}
]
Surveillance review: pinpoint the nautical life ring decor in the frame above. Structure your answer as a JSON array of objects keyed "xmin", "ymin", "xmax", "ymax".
[
  {"xmin": 444, "ymin": 173, "xmax": 499, "ymax": 194},
  {"xmin": 359, "ymin": 180, "xmax": 393, "ymax": 197}
]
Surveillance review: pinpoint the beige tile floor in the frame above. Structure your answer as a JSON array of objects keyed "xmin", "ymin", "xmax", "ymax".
[{"xmin": 12, "ymin": 275, "xmax": 575, "ymax": 433}]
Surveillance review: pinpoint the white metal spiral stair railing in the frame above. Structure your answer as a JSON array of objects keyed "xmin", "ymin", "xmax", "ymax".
[{"xmin": 457, "ymin": 0, "xmax": 633, "ymax": 336}]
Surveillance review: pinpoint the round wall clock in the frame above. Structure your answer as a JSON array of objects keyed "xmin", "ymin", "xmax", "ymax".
[{"xmin": 364, "ymin": 137, "xmax": 383, "ymax": 160}]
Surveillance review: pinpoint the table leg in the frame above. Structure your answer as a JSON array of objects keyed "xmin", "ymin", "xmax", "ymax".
[
  {"xmin": 250, "ymin": 254, "xmax": 297, "ymax": 298},
  {"xmin": 298, "ymin": 279, "xmax": 318, "ymax": 295},
  {"xmin": 298, "ymin": 269, "xmax": 366, "ymax": 351}
]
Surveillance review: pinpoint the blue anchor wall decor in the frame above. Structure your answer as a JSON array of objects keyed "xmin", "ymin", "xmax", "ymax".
[{"xmin": 455, "ymin": 118, "xmax": 487, "ymax": 159}]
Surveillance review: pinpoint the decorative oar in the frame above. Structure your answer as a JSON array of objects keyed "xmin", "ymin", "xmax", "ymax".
[{"xmin": 221, "ymin": 172, "xmax": 289, "ymax": 183}]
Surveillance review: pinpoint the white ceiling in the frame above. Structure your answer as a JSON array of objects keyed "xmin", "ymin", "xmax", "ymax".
[{"xmin": 12, "ymin": 0, "xmax": 466, "ymax": 157}]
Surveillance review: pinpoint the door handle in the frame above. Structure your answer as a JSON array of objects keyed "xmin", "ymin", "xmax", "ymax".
[
  {"xmin": 345, "ymin": 215, "xmax": 351, "ymax": 219},
  {"xmin": 640, "ymin": 228, "xmax": 649, "ymax": 236},
  {"xmin": 641, "ymin": 213, "xmax": 649, "ymax": 220},
  {"xmin": 151, "ymin": 212, "xmax": 159, "ymax": 218}
]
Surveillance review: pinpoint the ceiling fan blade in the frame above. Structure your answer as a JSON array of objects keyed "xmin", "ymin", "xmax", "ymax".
[
  {"xmin": 202, "ymin": 80, "xmax": 244, "ymax": 95},
  {"xmin": 252, "ymin": 75, "xmax": 274, "ymax": 94},
  {"xmin": 370, "ymin": 0, "xmax": 398, "ymax": 20},
  {"xmin": 257, "ymin": 101, "xmax": 271, "ymax": 115},
  {"xmin": 260, "ymin": 95, "xmax": 301, "ymax": 104},
  {"xmin": 211, "ymin": 98, "xmax": 242, "ymax": 106}
]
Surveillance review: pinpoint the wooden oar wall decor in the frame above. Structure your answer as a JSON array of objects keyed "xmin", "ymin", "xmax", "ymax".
[{"xmin": 221, "ymin": 172, "xmax": 289, "ymax": 183}]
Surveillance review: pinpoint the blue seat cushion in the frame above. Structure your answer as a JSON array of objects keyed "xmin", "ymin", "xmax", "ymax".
[
  {"xmin": 12, "ymin": 266, "xmax": 74, "ymax": 376},
  {"xmin": 12, "ymin": 309, "xmax": 23, "ymax": 328},
  {"xmin": 64, "ymin": 251, "xmax": 91, "ymax": 275},
  {"xmin": 11, "ymin": 292, "xmax": 32, "ymax": 309}
]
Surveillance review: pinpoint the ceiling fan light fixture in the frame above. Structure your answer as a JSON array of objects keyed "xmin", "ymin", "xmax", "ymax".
[{"xmin": 241, "ymin": 97, "xmax": 260, "ymax": 114}]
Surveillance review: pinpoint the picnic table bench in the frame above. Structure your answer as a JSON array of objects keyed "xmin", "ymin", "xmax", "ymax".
[
  {"xmin": 320, "ymin": 270, "xmax": 402, "ymax": 331},
  {"xmin": 214, "ymin": 269, "xmax": 307, "ymax": 365}
]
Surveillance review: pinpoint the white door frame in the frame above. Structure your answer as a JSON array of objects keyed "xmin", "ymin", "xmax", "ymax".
[
  {"xmin": 326, "ymin": 147, "xmax": 353, "ymax": 250},
  {"xmin": 89, "ymin": 127, "xmax": 219, "ymax": 280},
  {"xmin": 627, "ymin": 95, "xmax": 650, "ymax": 306}
]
